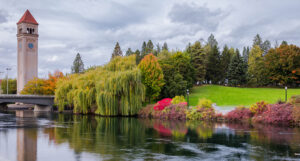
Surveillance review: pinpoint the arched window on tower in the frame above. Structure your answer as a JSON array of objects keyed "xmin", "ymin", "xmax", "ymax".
[{"xmin": 27, "ymin": 28, "xmax": 29, "ymax": 34}]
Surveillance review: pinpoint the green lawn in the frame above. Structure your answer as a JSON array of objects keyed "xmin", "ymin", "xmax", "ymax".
[{"xmin": 189, "ymin": 85, "xmax": 300, "ymax": 107}]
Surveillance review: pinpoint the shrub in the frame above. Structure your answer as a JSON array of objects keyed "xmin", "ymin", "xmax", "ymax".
[
  {"xmin": 252, "ymin": 103, "xmax": 294, "ymax": 125},
  {"xmin": 138, "ymin": 104, "xmax": 155, "ymax": 118},
  {"xmin": 249, "ymin": 101, "xmax": 268, "ymax": 115},
  {"xmin": 186, "ymin": 107, "xmax": 215, "ymax": 121},
  {"xmin": 197, "ymin": 98, "xmax": 213, "ymax": 108},
  {"xmin": 153, "ymin": 98, "xmax": 172, "ymax": 111},
  {"xmin": 289, "ymin": 95, "xmax": 300, "ymax": 105},
  {"xmin": 153, "ymin": 104, "xmax": 187, "ymax": 120},
  {"xmin": 226, "ymin": 108, "xmax": 253, "ymax": 122},
  {"xmin": 171, "ymin": 96, "xmax": 186, "ymax": 104},
  {"xmin": 292, "ymin": 103, "xmax": 300, "ymax": 124}
]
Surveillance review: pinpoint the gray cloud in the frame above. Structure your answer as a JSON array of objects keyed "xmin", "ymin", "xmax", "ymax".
[
  {"xmin": 0, "ymin": 0, "xmax": 300, "ymax": 79},
  {"xmin": 168, "ymin": 3, "xmax": 227, "ymax": 31}
]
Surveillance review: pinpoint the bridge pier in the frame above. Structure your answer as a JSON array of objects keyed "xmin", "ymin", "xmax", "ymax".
[
  {"xmin": 0, "ymin": 103, "xmax": 7, "ymax": 109},
  {"xmin": 34, "ymin": 105, "xmax": 52, "ymax": 112}
]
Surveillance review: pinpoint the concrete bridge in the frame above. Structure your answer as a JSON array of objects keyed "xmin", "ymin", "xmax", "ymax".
[{"xmin": 0, "ymin": 95, "xmax": 54, "ymax": 112}]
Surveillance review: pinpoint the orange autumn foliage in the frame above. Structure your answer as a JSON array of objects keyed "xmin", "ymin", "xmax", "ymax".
[{"xmin": 21, "ymin": 70, "xmax": 64, "ymax": 95}]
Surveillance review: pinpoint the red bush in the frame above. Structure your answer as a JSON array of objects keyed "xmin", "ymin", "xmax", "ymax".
[
  {"xmin": 153, "ymin": 98, "xmax": 172, "ymax": 111},
  {"xmin": 226, "ymin": 108, "xmax": 253, "ymax": 122},
  {"xmin": 253, "ymin": 103, "xmax": 294, "ymax": 125},
  {"xmin": 153, "ymin": 104, "xmax": 187, "ymax": 120}
]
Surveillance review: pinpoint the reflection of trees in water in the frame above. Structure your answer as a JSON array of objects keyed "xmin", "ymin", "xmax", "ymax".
[
  {"xmin": 186, "ymin": 121, "xmax": 214, "ymax": 140},
  {"xmin": 42, "ymin": 115, "xmax": 300, "ymax": 160},
  {"xmin": 45, "ymin": 114, "xmax": 147, "ymax": 160}
]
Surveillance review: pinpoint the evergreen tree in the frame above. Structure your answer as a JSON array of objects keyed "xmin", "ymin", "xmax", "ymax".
[
  {"xmin": 154, "ymin": 43, "xmax": 161, "ymax": 56},
  {"xmin": 135, "ymin": 49, "xmax": 141, "ymax": 64},
  {"xmin": 253, "ymin": 34, "xmax": 271, "ymax": 55},
  {"xmin": 125, "ymin": 48, "xmax": 134, "ymax": 56},
  {"xmin": 189, "ymin": 41, "xmax": 206, "ymax": 83},
  {"xmin": 146, "ymin": 40, "xmax": 154, "ymax": 54},
  {"xmin": 220, "ymin": 45, "xmax": 232, "ymax": 83},
  {"xmin": 162, "ymin": 42, "xmax": 168, "ymax": 51},
  {"xmin": 261, "ymin": 40, "xmax": 271, "ymax": 55},
  {"xmin": 141, "ymin": 41, "xmax": 147, "ymax": 59},
  {"xmin": 281, "ymin": 40, "xmax": 288, "ymax": 46},
  {"xmin": 207, "ymin": 34, "xmax": 218, "ymax": 48},
  {"xmin": 205, "ymin": 45, "xmax": 221, "ymax": 84},
  {"xmin": 253, "ymin": 34, "xmax": 263, "ymax": 47},
  {"xmin": 111, "ymin": 42, "xmax": 123, "ymax": 59},
  {"xmin": 158, "ymin": 52, "xmax": 187, "ymax": 98},
  {"xmin": 227, "ymin": 50, "xmax": 247, "ymax": 86},
  {"xmin": 242, "ymin": 46, "xmax": 250, "ymax": 63},
  {"xmin": 71, "ymin": 53, "xmax": 84, "ymax": 73}
]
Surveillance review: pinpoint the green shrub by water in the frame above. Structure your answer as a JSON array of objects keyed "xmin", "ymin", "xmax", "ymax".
[
  {"xmin": 198, "ymin": 98, "xmax": 213, "ymax": 108},
  {"xmin": 55, "ymin": 55, "xmax": 145, "ymax": 115}
]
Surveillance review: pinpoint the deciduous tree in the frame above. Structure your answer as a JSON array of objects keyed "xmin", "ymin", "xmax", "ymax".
[{"xmin": 138, "ymin": 54, "xmax": 165, "ymax": 101}]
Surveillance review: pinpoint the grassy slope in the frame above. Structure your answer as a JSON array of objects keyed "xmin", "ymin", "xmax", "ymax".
[{"xmin": 189, "ymin": 85, "xmax": 300, "ymax": 107}]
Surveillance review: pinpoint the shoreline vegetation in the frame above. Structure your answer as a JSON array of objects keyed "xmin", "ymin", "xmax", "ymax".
[{"xmin": 138, "ymin": 96, "xmax": 300, "ymax": 127}]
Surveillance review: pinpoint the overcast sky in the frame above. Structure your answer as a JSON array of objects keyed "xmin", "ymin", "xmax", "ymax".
[{"xmin": 0, "ymin": 0, "xmax": 300, "ymax": 78}]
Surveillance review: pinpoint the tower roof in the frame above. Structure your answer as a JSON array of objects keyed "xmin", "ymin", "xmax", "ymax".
[{"xmin": 17, "ymin": 10, "xmax": 38, "ymax": 25}]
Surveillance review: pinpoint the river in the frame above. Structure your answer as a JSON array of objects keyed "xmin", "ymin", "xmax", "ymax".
[{"xmin": 0, "ymin": 111, "xmax": 300, "ymax": 161}]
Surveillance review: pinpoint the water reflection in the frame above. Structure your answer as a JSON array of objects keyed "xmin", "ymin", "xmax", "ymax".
[
  {"xmin": 17, "ymin": 129, "xmax": 37, "ymax": 161},
  {"xmin": 1, "ymin": 112, "xmax": 300, "ymax": 160}
]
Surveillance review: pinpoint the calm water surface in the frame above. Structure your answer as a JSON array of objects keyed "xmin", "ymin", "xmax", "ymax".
[{"xmin": 0, "ymin": 111, "xmax": 300, "ymax": 161}]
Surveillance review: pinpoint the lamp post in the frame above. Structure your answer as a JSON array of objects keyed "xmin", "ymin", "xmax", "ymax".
[
  {"xmin": 0, "ymin": 71, "xmax": 3, "ymax": 94},
  {"xmin": 6, "ymin": 68, "xmax": 11, "ymax": 94},
  {"xmin": 285, "ymin": 86, "xmax": 288, "ymax": 102},
  {"xmin": 187, "ymin": 89, "xmax": 189, "ymax": 108}
]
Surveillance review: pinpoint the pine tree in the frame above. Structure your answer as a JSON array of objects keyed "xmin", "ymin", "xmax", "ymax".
[
  {"xmin": 154, "ymin": 43, "xmax": 161, "ymax": 56},
  {"xmin": 205, "ymin": 45, "xmax": 221, "ymax": 84},
  {"xmin": 220, "ymin": 45, "xmax": 232, "ymax": 83},
  {"xmin": 146, "ymin": 40, "xmax": 154, "ymax": 54},
  {"xmin": 253, "ymin": 34, "xmax": 262, "ymax": 47},
  {"xmin": 125, "ymin": 48, "xmax": 133, "ymax": 56},
  {"xmin": 281, "ymin": 40, "xmax": 288, "ymax": 46},
  {"xmin": 242, "ymin": 46, "xmax": 250, "ymax": 63},
  {"xmin": 141, "ymin": 41, "xmax": 147, "ymax": 59},
  {"xmin": 111, "ymin": 42, "xmax": 123, "ymax": 59},
  {"xmin": 162, "ymin": 42, "xmax": 168, "ymax": 51},
  {"xmin": 228, "ymin": 50, "xmax": 247, "ymax": 86},
  {"xmin": 71, "ymin": 53, "xmax": 84, "ymax": 73},
  {"xmin": 135, "ymin": 49, "xmax": 141, "ymax": 64},
  {"xmin": 207, "ymin": 34, "xmax": 218, "ymax": 48},
  {"xmin": 189, "ymin": 41, "xmax": 206, "ymax": 83}
]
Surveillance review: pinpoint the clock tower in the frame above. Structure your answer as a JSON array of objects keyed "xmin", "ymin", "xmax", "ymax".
[{"xmin": 17, "ymin": 10, "xmax": 39, "ymax": 94}]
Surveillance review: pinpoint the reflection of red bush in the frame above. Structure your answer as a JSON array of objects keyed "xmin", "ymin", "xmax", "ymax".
[
  {"xmin": 153, "ymin": 124, "xmax": 172, "ymax": 136},
  {"xmin": 154, "ymin": 98, "xmax": 172, "ymax": 111}
]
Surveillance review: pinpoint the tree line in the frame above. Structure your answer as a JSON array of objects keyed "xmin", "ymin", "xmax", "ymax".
[
  {"xmin": 71, "ymin": 33, "xmax": 299, "ymax": 100},
  {"xmin": 110, "ymin": 34, "xmax": 300, "ymax": 99}
]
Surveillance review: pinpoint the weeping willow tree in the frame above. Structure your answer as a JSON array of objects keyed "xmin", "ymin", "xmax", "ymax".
[{"xmin": 55, "ymin": 55, "xmax": 145, "ymax": 115}]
